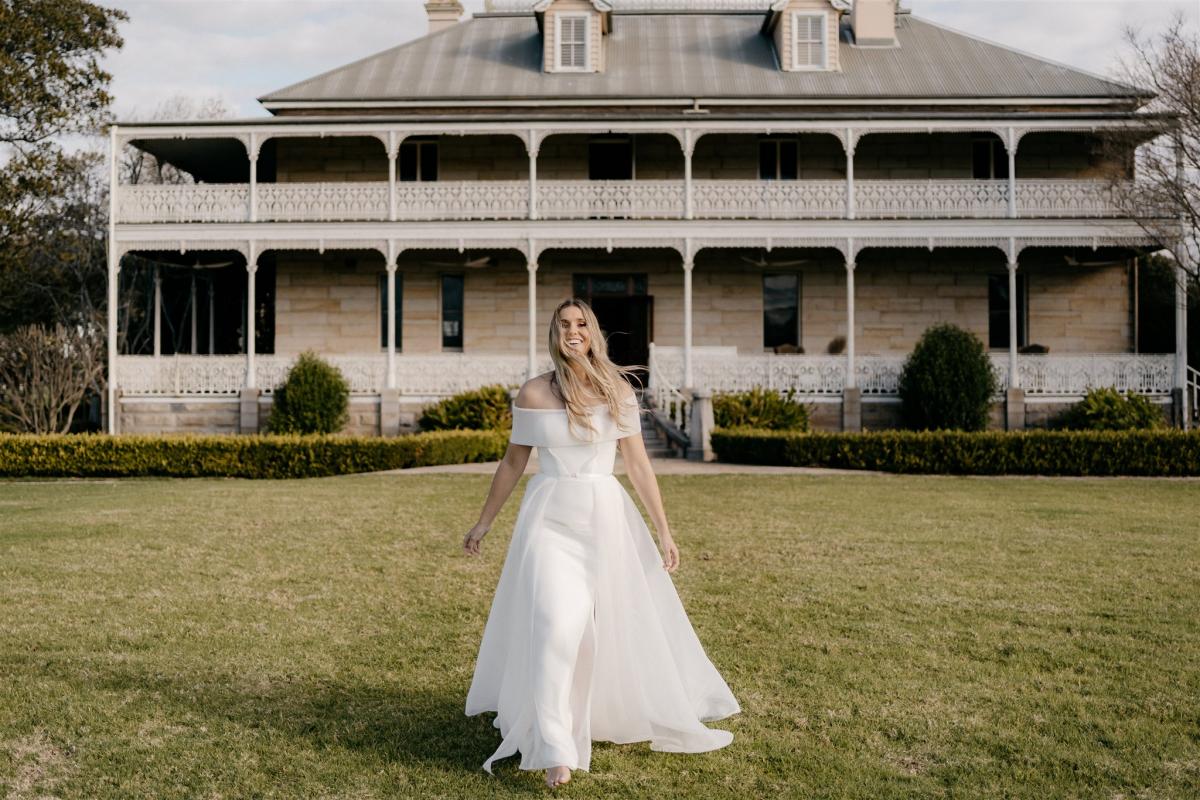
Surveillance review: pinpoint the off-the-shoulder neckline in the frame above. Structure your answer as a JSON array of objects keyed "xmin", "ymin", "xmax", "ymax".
[{"xmin": 513, "ymin": 400, "xmax": 633, "ymax": 412}]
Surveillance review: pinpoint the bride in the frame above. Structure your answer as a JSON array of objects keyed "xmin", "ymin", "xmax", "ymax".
[{"xmin": 462, "ymin": 298, "xmax": 740, "ymax": 789}]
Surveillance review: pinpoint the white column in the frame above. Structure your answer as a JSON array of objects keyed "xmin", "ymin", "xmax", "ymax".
[
  {"xmin": 388, "ymin": 131, "xmax": 398, "ymax": 222},
  {"xmin": 683, "ymin": 130, "xmax": 694, "ymax": 220},
  {"xmin": 249, "ymin": 132, "xmax": 258, "ymax": 223},
  {"xmin": 1006, "ymin": 127, "xmax": 1018, "ymax": 219},
  {"xmin": 106, "ymin": 125, "xmax": 119, "ymax": 433},
  {"xmin": 386, "ymin": 262, "xmax": 398, "ymax": 390},
  {"xmin": 1008, "ymin": 260, "xmax": 1020, "ymax": 388},
  {"xmin": 189, "ymin": 273, "xmax": 197, "ymax": 354},
  {"xmin": 527, "ymin": 258, "xmax": 539, "ymax": 381},
  {"xmin": 683, "ymin": 255, "xmax": 694, "ymax": 388},
  {"xmin": 1176, "ymin": 261, "xmax": 1188, "ymax": 400},
  {"xmin": 845, "ymin": 129, "xmax": 856, "ymax": 220},
  {"xmin": 153, "ymin": 266, "xmax": 162, "ymax": 357},
  {"xmin": 207, "ymin": 281, "xmax": 215, "ymax": 355},
  {"xmin": 245, "ymin": 259, "xmax": 258, "ymax": 389},
  {"xmin": 528, "ymin": 132, "xmax": 539, "ymax": 221},
  {"xmin": 845, "ymin": 258, "xmax": 857, "ymax": 389}
]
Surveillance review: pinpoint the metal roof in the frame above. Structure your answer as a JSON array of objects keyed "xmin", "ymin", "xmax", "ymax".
[{"xmin": 258, "ymin": 12, "xmax": 1140, "ymax": 106}]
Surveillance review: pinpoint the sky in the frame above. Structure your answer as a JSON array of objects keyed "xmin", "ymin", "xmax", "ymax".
[{"xmin": 94, "ymin": 0, "xmax": 1198, "ymax": 122}]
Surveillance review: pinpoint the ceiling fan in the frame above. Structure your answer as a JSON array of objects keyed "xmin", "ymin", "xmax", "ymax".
[
  {"xmin": 739, "ymin": 251, "xmax": 812, "ymax": 269},
  {"xmin": 427, "ymin": 255, "xmax": 496, "ymax": 269}
]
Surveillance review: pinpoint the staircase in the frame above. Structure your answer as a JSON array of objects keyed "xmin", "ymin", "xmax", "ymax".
[{"xmin": 636, "ymin": 389, "xmax": 689, "ymax": 458}]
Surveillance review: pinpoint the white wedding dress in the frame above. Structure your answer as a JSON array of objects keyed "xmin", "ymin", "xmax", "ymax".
[{"xmin": 465, "ymin": 398, "xmax": 740, "ymax": 774}]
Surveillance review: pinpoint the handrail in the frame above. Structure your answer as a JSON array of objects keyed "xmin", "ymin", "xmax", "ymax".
[
  {"xmin": 1188, "ymin": 365, "xmax": 1200, "ymax": 422},
  {"xmin": 647, "ymin": 343, "xmax": 689, "ymax": 430}
]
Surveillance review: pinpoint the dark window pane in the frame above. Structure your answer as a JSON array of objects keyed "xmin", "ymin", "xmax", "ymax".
[
  {"xmin": 988, "ymin": 273, "xmax": 1026, "ymax": 348},
  {"xmin": 972, "ymin": 139, "xmax": 991, "ymax": 180},
  {"xmin": 992, "ymin": 140, "xmax": 1009, "ymax": 180},
  {"xmin": 419, "ymin": 142, "xmax": 438, "ymax": 182},
  {"xmin": 441, "ymin": 274, "xmax": 464, "ymax": 349},
  {"xmin": 759, "ymin": 140, "xmax": 777, "ymax": 180},
  {"xmin": 588, "ymin": 140, "xmax": 633, "ymax": 180},
  {"xmin": 779, "ymin": 142, "xmax": 798, "ymax": 180},
  {"xmin": 763, "ymin": 273, "xmax": 800, "ymax": 349},
  {"xmin": 399, "ymin": 143, "xmax": 418, "ymax": 181},
  {"xmin": 379, "ymin": 272, "xmax": 403, "ymax": 350}
]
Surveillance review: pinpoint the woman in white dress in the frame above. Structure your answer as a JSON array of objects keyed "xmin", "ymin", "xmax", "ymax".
[{"xmin": 462, "ymin": 298, "xmax": 740, "ymax": 789}]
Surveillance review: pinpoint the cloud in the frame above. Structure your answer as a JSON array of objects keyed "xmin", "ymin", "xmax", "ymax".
[{"xmin": 101, "ymin": 0, "xmax": 1195, "ymax": 122}]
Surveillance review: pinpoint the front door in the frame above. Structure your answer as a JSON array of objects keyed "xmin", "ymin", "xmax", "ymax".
[{"xmin": 574, "ymin": 274, "xmax": 651, "ymax": 387}]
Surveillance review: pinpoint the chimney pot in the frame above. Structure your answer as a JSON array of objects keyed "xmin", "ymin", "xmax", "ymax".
[{"xmin": 425, "ymin": 0, "xmax": 464, "ymax": 35}]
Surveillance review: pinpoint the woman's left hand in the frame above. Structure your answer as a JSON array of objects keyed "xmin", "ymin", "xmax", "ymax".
[{"xmin": 658, "ymin": 532, "xmax": 679, "ymax": 573}]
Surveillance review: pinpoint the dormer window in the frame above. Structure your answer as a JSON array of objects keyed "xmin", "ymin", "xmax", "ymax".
[
  {"xmin": 791, "ymin": 12, "xmax": 828, "ymax": 70},
  {"xmin": 556, "ymin": 13, "xmax": 590, "ymax": 71}
]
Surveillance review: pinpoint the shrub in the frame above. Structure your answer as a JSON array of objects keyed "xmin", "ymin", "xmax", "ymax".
[
  {"xmin": 709, "ymin": 427, "xmax": 1200, "ymax": 477},
  {"xmin": 712, "ymin": 386, "xmax": 810, "ymax": 431},
  {"xmin": 267, "ymin": 352, "xmax": 350, "ymax": 435},
  {"xmin": 898, "ymin": 323, "xmax": 998, "ymax": 431},
  {"xmin": 1054, "ymin": 387, "xmax": 1165, "ymax": 431},
  {"xmin": 0, "ymin": 430, "xmax": 508, "ymax": 479},
  {"xmin": 419, "ymin": 384, "xmax": 515, "ymax": 432},
  {"xmin": 0, "ymin": 324, "xmax": 104, "ymax": 434}
]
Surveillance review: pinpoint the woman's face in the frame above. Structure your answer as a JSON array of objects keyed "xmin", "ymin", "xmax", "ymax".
[{"xmin": 557, "ymin": 305, "xmax": 591, "ymax": 358}]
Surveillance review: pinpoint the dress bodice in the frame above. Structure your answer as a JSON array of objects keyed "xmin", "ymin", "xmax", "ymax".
[{"xmin": 510, "ymin": 400, "xmax": 642, "ymax": 479}]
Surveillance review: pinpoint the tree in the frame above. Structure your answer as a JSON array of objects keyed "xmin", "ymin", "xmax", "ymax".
[
  {"xmin": 1102, "ymin": 13, "xmax": 1200, "ymax": 278},
  {"xmin": 0, "ymin": 0, "xmax": 127, "ymax": 332}
]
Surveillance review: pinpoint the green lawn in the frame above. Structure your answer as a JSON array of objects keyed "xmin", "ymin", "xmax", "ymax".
[{"xmin": 0, "ymin": 473, "xmax": 1197, "ymax": 799}]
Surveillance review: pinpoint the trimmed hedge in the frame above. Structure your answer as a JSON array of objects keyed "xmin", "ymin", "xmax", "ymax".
[
  {"xmin": 710, "ymin": 427, "xmax": 1200, "ymax": 476},
  {"xmin": 0, "ymin": 430, "xmax": 508, "ymax": 480}
]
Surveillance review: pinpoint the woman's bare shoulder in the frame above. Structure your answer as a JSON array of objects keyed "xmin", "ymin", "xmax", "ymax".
[{"xmin": 515, "ymin": 374, "xmax": 561, "ymax": 410}]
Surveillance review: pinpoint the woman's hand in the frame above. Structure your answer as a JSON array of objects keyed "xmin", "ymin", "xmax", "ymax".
[
  {"xmin": 463, "ymin": 522, "xmax": 489, "ymax": 556},
  {"xmin": 658, "ymin": 530, "xmax": 680, "ymax": 573}
]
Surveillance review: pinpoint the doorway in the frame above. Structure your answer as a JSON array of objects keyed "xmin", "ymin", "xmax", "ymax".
[{"xmin": 573, "ymin": 273, "xmax": 652, "ymax": 386}]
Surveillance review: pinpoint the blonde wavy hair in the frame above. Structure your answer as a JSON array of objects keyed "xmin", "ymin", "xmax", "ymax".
[{"xmin": 548, "ymin": 298, "xmax": 644, "ymax": 440}]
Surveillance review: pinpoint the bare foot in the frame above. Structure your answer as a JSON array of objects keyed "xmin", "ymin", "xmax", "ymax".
[{"xmin": 545, "ymin": 765, "xmax": 571, "ymax": 788}]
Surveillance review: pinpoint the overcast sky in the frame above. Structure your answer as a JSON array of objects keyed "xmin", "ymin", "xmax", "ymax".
[{"xmin": 100, "ymin": 0, "xmax": 1197, "ymax": 121}]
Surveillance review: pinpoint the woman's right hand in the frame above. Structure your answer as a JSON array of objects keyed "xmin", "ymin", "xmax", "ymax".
[{"xmin": 463, "ymin": 522, "xmax": 490, "ymax": 556}]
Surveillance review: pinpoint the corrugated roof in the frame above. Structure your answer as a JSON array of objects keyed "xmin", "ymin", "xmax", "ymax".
[{"xmin": 258, "ymin": 12, "xmax": 1139, "ymax": 105}]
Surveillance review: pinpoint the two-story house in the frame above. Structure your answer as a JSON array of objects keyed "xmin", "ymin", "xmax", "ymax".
[{"xmin": 106, "ymin": 0, "xmax": 1188, "ymax": 437}]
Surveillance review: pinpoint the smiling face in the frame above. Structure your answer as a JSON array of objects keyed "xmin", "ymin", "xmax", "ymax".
[{"xmin": 556, "ymin": 303, "xmax": 592, "ymax": 359}]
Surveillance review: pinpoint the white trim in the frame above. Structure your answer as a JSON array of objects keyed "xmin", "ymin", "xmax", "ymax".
[
  {"xmin": 791, "ymin": 11, "xmax": 828, "ymax": 71},
  {"xmin": 554, "ymin": 13, "xmax": 591, "ymax": 73}
]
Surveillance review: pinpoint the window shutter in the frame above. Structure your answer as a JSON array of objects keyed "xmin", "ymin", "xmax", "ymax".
[
  {"xmin": 793, "ymin": 13, "xmax": 826, "ymax": 69},
  {"xmin": 559, "ymin": 16, "xmax": 588, "ymax": 69}
]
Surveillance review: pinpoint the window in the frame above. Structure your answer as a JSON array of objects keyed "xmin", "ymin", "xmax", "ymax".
[
  {"xmin": 573, "ymin": 274, "xmax": 647, "ymax": 298},
  {"xmin": 441, "ymin": 273, "xmax": 464, "ymax": 350},
  {"xmin": 792, "ymin": 12, "xmax": 827, "ymax": 70},
  {"xmin": 759, "ymin": 138, "xmax": 799, "ymax": 180},
  {"xmin": 972, "ymin": 137, "xmax": 1009, "ymax": 180},
  {"xmin": 588, "ymin": 136, "xmax": 634, "ymax": 180},
  {"xmin": 763, "ymin": 273, "xmax": 801, "ymax": 350},
  {"xmin": 378, "ymin": 272, "xmax": 403, "ymax": 351},
  {"xmin": 556, "ymin": 13, "xmax": 589, "ymax": 71},
  {"xmin": 399, "ymin": 138, "xmax": 438, "ymax": 182},
  {"xmin": 988, "ymin": 273, "xmax": 1027, "ymax": 349}
]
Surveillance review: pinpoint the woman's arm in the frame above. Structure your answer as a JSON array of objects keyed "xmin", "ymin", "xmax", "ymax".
[
  {"xmin": 462, "ymin": 442, "xmax": 532, "ymax": 556},
  {"xmin": 618, "ymin": 432, "xmax": 680, "ymax": 573}
]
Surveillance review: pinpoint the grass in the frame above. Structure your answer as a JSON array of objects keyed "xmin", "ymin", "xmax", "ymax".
[{"xmin": 0, "ymin": 472, "xmax": 1197, "ymax": 799}]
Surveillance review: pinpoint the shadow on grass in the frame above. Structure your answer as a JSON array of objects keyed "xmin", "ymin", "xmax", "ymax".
[{"xmin": 73, "ymin": 661, "xmax": 554, "ymax": 787}]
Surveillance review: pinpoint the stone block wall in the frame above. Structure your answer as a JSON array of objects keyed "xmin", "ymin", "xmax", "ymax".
[{"xmin": 119, "ymin": 398, "xmax": 239, "ymax": 434}]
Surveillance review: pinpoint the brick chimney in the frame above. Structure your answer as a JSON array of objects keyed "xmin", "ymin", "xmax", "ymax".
[
  {"xmin": 851, "ymin": 0, "xmax": 896, "ymax": 47},
  {"xmin": 425, "ymin": 0, "xmax": 464, "ymax": 35}
]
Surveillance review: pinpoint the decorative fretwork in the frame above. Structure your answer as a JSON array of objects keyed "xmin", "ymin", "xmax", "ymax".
[
  {"xmin": 692, "ymin": 180, "xmax": 846, "ymax": 219},
  {"xmin": 258, "ymin": 183, "xmax": 389, "ymax": 222},
  {"xmin": 537, "ymin": 181, "xmax": 686, "ymax": 220},
  {"xmin": 117, "ymin": 184, "xmax": 248, "ymax": 223},
  {"xmin": 1008, "ymin": 354, "xmax": 1173, "ymax": 396},
  {"xmin": 856, "ymin": 180, "xmax": 1009, "ymax": 219},
  {"xmin": 394, "ymin": 181, "xmax": 529, "ymax": 221},
  {"xmin": 1017, "ymin": 180, "xmax": 1125, "ymax": 218}
]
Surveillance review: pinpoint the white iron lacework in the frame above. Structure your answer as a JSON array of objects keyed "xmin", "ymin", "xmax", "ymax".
[{"xmin": 116, "ymin": 180, "xmax": 1138, "ymax": 224}]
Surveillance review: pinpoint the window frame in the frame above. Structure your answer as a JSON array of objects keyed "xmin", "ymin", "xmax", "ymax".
[
  {"xmin": 399, "ymin": 137, "xmax": 438, "ymax": 182},
  {"xmin": 972, "ymin": 136, "xmax": 1010, "ymax": 181},
  {"xmin": 440, "ymin": 272, "xmax": 465, "ymax": 352},
  {"xmin": 555, "ymin": 12, "xmax": 591, "ymax": 72},
  {"xmin": 762, "ymin": 271, "xmax": 802, "ymax": 352},
  {"xmin": 791, "ymin": 11, "xmax": 828, "ymax": 71},
  {"xmin": 377, "ymin": 271, "xmax": 403, "ymax": 352},
  {"xmin": 759, "ymin": 137, "xmax": 800, "ymax": 181},
  {"xmin": 987, "ymin": 272, "xmax": 1028, "ymax": 350}
]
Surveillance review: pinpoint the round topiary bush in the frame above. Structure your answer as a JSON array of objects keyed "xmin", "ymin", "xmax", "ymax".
[
  {"xmin": 898, "ymin": 323, "xmax": 998, "ymax": 431},
  {"xmin": 1053, "ymin": 387, "xmax": 1165, "ymax": 430},
  {"xmin": 419, "ymin": 384, "xmax": 515, "ymax": 432},
  {"xmin": 713, "ymin": 386, "xmax": 810, "ymax": 431},
  {"xmin": 267, "ymin": 351, "xmax": 350, "ymax": 435}
]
